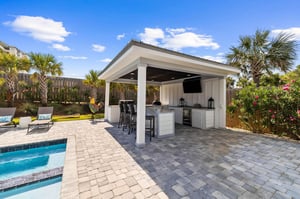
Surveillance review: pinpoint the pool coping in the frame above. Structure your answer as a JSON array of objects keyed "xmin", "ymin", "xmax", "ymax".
[
  {"xmin": 0, "ymin": 138, "xmax": 67, "ymax": 153},
  {"xmin": 0, "ymin": 167, "xmax": 63, "ymax": 191},
  {"xmin": 60, "ymin": 135, "xmax": 79, "ymax": 199},
  {"xmin": 0, "ymin": 136, "xmax": 79, "ymax": 198}
]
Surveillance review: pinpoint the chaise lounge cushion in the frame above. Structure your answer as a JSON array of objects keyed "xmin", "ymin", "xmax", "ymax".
[
  {"xmin": 27, "ymin": 107, "xmax": 54, "ymax": 133},
  {"xmin": 38, "ymin": 114, "xmax": 52, "ymax": 120},
  {"xmin": 0, "ymin": 115, "xmax": 12, "ymax": 123},
  {"xmin": 0, "ymin": 107, "xmax": 16, "ymax": 128}
]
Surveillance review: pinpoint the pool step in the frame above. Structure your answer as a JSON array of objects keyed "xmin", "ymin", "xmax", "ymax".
[{"xmin": 0, "ymin": 156, "xmax": 49, "ymax": 175}]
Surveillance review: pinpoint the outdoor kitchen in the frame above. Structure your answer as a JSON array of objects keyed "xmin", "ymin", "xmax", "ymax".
[
  {"xmin": 99, "ymin": 40, "xmax": 239, "ymax": 146},
  {"xmin": 107, "ymin": 76, "xmax": 219, "ymax": 139}
]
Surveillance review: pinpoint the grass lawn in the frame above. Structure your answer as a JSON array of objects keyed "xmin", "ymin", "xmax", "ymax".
[{"xmin": 12, "ymin": 113, "xmax": 104, "ymax": 124}]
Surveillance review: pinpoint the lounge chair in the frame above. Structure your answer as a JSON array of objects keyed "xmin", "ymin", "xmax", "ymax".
[
  {"xmin": 27, "ymin": 107, "xmax": 54, "ymax": 133},
  {"xmin": 0, "ymin": 107, "xmax": 17, "ymax": 128}
]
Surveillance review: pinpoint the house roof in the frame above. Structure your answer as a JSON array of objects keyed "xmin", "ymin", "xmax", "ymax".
[{"xmin": 99, "ymin": 40, "xmax": 240, "ymax": 83}]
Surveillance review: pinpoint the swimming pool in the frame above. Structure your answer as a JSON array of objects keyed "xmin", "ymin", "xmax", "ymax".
[
  {"xmin": 0, "ymin": 139, "xmax": 67, "ymax": 198},
  {"xmin": 0, "ymin": 139, "xmax": 66, "ymax": 181}
]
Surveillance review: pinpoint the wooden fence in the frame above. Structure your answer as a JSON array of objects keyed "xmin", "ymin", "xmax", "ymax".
[
  {"xmin": 226, "ymin": 88, "xmax": 247, "ymax": 129},
  {"xmin": 0, "ymin": 73, "xmax": 153, "ymax": 104}
]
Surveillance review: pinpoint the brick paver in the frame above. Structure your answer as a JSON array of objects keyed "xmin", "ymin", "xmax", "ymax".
[
  {"xmin": 1, "ymin": 120, "xmax": 300, "ymax": 199},
  {"xmin": 0, "ymin": 120, "xmax": 166, "ymax": 198},
  {"xmin": 106, "ymin": 123, "xmax": 300, "ymax": 199}
]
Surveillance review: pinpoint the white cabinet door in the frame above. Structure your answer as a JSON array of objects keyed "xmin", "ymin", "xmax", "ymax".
[
  {"xmin": 205, "ymin": 110, "xmax": 214, "ymax": 128},
  {"xmin": 169, "ymin": 107, "xmax": 183, "ymax": 124},
  {"xmin": 158, "ymin": 112, "xmax": 175, "ymax": 137},
  {"xmin": 192, "ymin": 109, "xmax": 215, "ymax": 129}
]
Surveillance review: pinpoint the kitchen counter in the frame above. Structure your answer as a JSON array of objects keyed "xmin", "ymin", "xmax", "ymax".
[
  {"xmin": 169, "ymin": 105, "xmax": 214, "ymax": 110},
  {"xmin": 146, "ymin": 107, "xmax": 175, "ymax": 138},
  {"xmin": 169, "ymin": 106, "xmax": 215, "ymax": 129}
]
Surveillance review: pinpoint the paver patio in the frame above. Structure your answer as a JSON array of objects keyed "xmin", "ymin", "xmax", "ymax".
[
  {"xmin": 107, "ymin": 124, "xmax": 300, "ymax": 199},
  {"xmin": 1, "ymin": 120, "xmax": 300, "ymax": 199}
]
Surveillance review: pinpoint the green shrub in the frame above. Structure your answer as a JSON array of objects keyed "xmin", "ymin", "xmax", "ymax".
[
  {"xmin": 63, "ymin": 104, "xmax": 84, "ymax": 115},
  {"xmin": 19, "ymin": 102, "xmax": 38, "ymax": 116},
  {"xmin": 50, "ymin": 103, "xmax": 94, "ymax": 115},
  {"xmin": 228, "ymin": 80, "xmax": 300, "ymax": 139}
]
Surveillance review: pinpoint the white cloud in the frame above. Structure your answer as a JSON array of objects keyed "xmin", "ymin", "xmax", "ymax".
[
  {"xmin": 201, "ymin": 53, "xmax": 226, "ymax": 63},
  {"xmin": 52, "ymin": 43, "xmax": 70, "ymax": 51},
  {"xmin": 59, "ymin": 56, "xmax": 87, "ymax": 60},
  {"xmin": 4, "ymin": 15, "xmax": 70, "ymax": 43},
  {"xmin": 139, "ymin": 28, "xmax": 164, "ymax": 46},
  {"xmin": 92, "ymin": 44, "xmax": 105, "ymax": 52},
  {"xmin": 166, "ymin": 28, "xmax": 186, "ymax": 34},
  {"xmin": 138, "ymin": 27, "xmax": 219, "ymax": 50},
  {"xmin": 117, "ymin": 33, "xmax": 125, "ymax": 40},
  {"xmin": 164, "ymin": 32, "xmax": 220, "ymax": 50},
  {"xmin": 271, "ymin": 27, "xmax": 300, "ymax": 41},
  {"xmin": 100, "ymin": 58, "xmax": 112, "ymax": 63}
]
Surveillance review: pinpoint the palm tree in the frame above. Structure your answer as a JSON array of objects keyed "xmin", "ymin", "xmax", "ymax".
[
  {"xmin": 260, "ymin": 73, "xmax": 283, "ymax": 87},
  {"xmin": 282, "ymin": 64, "xmax": 300, "ymax": 82},
  {"xmin": 226, "ymin": 30, "xmax": 297, "ymax": 87},
  {"xmin": 226, "ymin": 76, "xmax": 235, "ymax": 89},
  {"xmin": 146, "ymin": 85, "xmax": 160, "ymax": 102},
  {"xmin": 0, "ymin": 51, "xmax": 30, "ymax": 106},
  {"xmin": 83, "ymin": 70, "xmax": 105, "ymax": 99},
  {"xmin": 29, "ymin": 53, "xmax": 63, "ymax": 106}
]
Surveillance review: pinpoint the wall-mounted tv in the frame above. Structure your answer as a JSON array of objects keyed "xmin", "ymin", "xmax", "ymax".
[{"xmin": 183, "ymin": 77, "xmax": 202, "ymax": 93}]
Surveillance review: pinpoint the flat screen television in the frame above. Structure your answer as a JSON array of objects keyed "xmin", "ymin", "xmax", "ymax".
[{"xmin": 183, "ymin": 77, "xmax": 202, "ymax": 93}]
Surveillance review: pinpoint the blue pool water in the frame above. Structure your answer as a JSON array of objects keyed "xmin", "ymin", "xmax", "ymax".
[
  {"xmin": 0, "ymin": 176, "xmax": 62, "ymax": 199},
  {"xmin": 0, "ymin": 142, "xmax": 66, "ymax": 181}
]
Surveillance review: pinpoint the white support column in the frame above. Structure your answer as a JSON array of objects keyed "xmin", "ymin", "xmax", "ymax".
[
  {"xmin": 104, "ymin": 81, "xmax": 110, "ymax": 121},
  {"xmin": 136, "ymin": 64, "xmax": 147, "ymax": 147},
  {"xmin": 219, "ymin": 77, "xmax": 226, "ymax": 128}
]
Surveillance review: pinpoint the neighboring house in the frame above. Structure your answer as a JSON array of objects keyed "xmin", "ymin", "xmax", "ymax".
[
  {"xmin": 99, "ymin": 40, "xmax": 240, "ymax": 147},
  {"xmin": 0, "ymin": 41, "xmax": 28, "ymax": 58}
]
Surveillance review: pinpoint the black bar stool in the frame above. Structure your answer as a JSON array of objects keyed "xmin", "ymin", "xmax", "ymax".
[
  {"xmin": 122, "ymin": 102, "xmax": 130, "ymax": 131},
  {"xmin": 118, "ymin": 101, "xmax": 125, "ymax": 128},
  {"xmin": 128, "ymin": 103, "xmax": 137, "ymax": 134},
  {"xmin": 145, "ymin": 115, "xmax": 155, "ymax": 141}
]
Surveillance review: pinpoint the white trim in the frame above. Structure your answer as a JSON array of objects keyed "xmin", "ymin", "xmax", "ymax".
[{"xmin": 99, "ymin": 44, "xmax": 239, "ymax": 81}]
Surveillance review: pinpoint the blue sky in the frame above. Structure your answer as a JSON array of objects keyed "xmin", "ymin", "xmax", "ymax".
[{"xmin": 1, "ymin": 0, "xmax": 300, "ymax": 79}]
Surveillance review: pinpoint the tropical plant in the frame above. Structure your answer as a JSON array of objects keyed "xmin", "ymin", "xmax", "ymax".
[
  {"xmin": 236, "ymin": 77, "xmax": 252, "ymax": 88},
  {"xmin": 226, "ymin": 30, "xmax": 297, "ymax": 87},
  {"xmin": 110, "ymin": 82, "xmax": 137, "ymax": 101},
  {"xmin": 282, "ymin": 64, "xmax": 300, "ymax": 82},
  {"xmin": 146, "ymin": 85, "xmax": 160, "ymax": 102},
  {"xmin": 260, "ymin": 73, "xmax": 283, "ymax": 87},
  {"xmin": 29, "ymin": 53, "xmax": 63, "ymax": 106},
  {"xmin": 228, "ymin": 80, "xmax": 300, "ymax": 139},
  {"xmin": 0, "ymin": 77, "xmax": 5, "ymax": 87},
  {"xmin": 83, "ymin": 70, "xmax": 105, "ymax": 99},
  {"xmin": 0, "ymin": 51, "xmax": 30, "ymax": 106},
  {"xmin": 111, "ymin": 82, "xmax": 126, "ymax": 100},
  {"xmin": 226, "ymin": 76, "xmax": 235, "ymax": 89},
  {"xmin": 19, "ymin": 102, "xmax": 38, "ymax": 116}
]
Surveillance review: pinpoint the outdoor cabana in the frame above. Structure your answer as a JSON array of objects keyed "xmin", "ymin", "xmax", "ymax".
[{"xmin": 99, "ymin": 40, "xmax": 240, "ymax": 147}]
